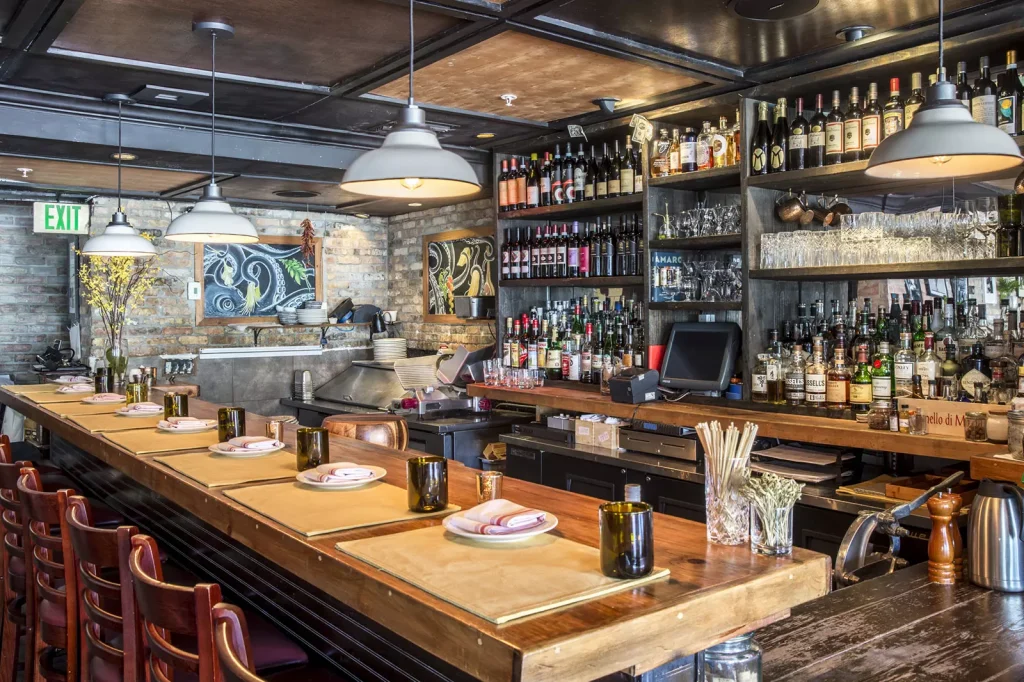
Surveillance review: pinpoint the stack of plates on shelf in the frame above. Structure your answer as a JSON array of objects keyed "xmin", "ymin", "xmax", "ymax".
[
  {"xmin": 278, "ymin": 307, "xmax": 298, "ymax": 325},
  {"xmin": 293, "ymin": 370, "xmax": 313, "ymax": 400},
  {"xmin": 373, "ymin": 338, "xmax": 408, "ymax": 361},
  {"xmin": 296, "ymin": 305, "xmax": 328, "ymax": 325}
]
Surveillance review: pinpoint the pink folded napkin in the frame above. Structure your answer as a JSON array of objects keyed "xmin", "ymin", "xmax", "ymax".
[
  {"xmin": 88, "ymin": 393, "xmax": 125, "ymax": 402},
  {"xmin": 57, "ymin": 384, "xmax": 94, "ymax": 393},
  {"xmin": 217, "ymin": 436, "xmax": 282, "ymax": 452},
  {"xmin": 55, "ymin": 375, "xmax": 91, "ymax": 384},
  {"xmin": 158, "ymin": 417, "xmax": 215, "ymax": 430},
  {"xmin": 120, "ymin": 402, "xmax": 163, "ymax": 413},
  {"xmin": 303, "ymin": 463, "xmax": 375, "ymax": 483},
  {"xmin": 448, "ymin": 499, "xmax": 547, "ymax": 535}
]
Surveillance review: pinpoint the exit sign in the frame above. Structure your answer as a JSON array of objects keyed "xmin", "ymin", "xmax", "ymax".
[{"xmin": 33, "ymin": 202, "xmax": 90, "ymax": 235}]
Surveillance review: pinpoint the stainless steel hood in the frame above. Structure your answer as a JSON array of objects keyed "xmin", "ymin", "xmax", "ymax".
[{"xmin": 313, "ymin": 360, "xmax": 408, "ymax": 411}]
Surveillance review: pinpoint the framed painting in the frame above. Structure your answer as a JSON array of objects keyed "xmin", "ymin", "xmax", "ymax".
[
  {"xmin": 194, "ymin": 236, "xmax": 324, "ymax": 325},
  {"xmin": 422, "ymin": 227, "xmax": 496, "ymax": 323}
]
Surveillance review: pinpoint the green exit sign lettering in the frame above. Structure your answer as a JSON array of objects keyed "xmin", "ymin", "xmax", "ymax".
[{"xmin": 32, "ymin": 202, "xmax": 90, "ymax": 235}]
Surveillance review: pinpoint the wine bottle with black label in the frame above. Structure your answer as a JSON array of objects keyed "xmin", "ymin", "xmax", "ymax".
[
  {"xmin": 769, "ymin": 97, "xmax": 788, "ymax": 173},
  {"xmin": 750, "ymin": 101, "xmax": 770, "ymax": 175},
  {"xmin": 825, "ymin": 90, "xmax": 844, "ymax": 165},
  {"xmin": 861, "ymin": 83, "xmax": 881, "ymax": 156},
  {"xmin": 807, "ymin": 94, "xmax": 826, "ymax": 168},
  {"xmin": 843, "ymin": 87, "xmax": 863, "ymax": 163}
]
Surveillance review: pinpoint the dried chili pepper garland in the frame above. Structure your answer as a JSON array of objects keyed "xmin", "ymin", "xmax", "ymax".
[{"xmin": 300, "ymin": 218, "xmax": 316, "ymax": 265}]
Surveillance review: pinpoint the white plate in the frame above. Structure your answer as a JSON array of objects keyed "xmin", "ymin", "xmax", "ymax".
[
  {"xmin": 157, "ymin": 421, "xmax": 217, "ymax": 434},
  {"xmin": 295, "ymin": 463, "xmax": 387, "ymax": 489},
  {"xmin": 208, "ymin": 442, "xmax": 285, "ymax": 458},
  {"xmin": 442, "ymin": 512, "xmax": 558, "ymax": 543},
  {"xmin": 116, "ymin": 408, "xmax": 164, "ymax": 417},
  {"xmin": 82, "ymin": 396, "xmax": 126, "ymax": 405}
]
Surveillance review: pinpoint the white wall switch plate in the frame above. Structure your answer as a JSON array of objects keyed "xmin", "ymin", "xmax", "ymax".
[{"xmin": 187, "ymin": 281, "xmax": 201, "ymax": 300}]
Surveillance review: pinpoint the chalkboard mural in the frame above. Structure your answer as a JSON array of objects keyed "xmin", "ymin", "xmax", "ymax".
[
  {"xmin": 195, "ymin": 236, "xmax": 323, "ymax": 324},
  {"xmin": 423, "ymin": 227, "xmax": 495, "ymax": 322}
]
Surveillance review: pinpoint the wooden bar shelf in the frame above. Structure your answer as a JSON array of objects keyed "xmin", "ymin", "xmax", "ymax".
[
  {"xmin": 500, "ymin": 275, "xmax": 644, "ymax": 288},
  {"xmin": 647, "ymin": 166, "xmax": 741, "ymax": 192},
  {"xmin": 501, "ymin": 193, "xmax": 642, "ymax": 220},
  {"xmin": 749, "ymin": 257, "xmax": 1024, "ymax": 282},
  {"xmin": 651, "ymin": 234, "xmax": 741, "ymax": 250},
  {"xmin": 649, "ymin": 301, "xmax": 742, "ymax": 311}
]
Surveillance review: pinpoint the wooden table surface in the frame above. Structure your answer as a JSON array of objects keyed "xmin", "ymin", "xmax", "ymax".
[
  {"xmin": 971, "ymin": 453, "xmax": 1024, "ymax": 485},
  {"xmin": 469, "ymin": 385, "xmax": 1003, "ymax": 461},
  {"xmin": 1, "ymin": 389, "xmax": 831, "ymax": 682}
]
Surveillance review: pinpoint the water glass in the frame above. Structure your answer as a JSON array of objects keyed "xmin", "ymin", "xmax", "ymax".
[
  {"xmin": 162, "ymin": 391, "xmax": 188, "ymax": 418},
  {"xmin": 407, "ymin": 456, "xmax": 448, "ymax": 512},
  {"xmin": 125, "ymin": 381, "xmax": 148, "ymax": 405},
  {"xmin": 217, "ymin": 407, "xmax": 246, "ymax": 442},
  {"xmin": 295, "ymin": 426, "xmax": 329, "ymax": 471},
  {"xmin": 476, "ymin": 471, "xmax": 503, "ymax": 502},
  {"xmin": 266, "ymin": 418, "xmax": 287, "ymax": 442},
  {"xmin": 599, "ymin": 502, "xmax": 654, "ymax": 579},
  {"xmin": 750, "ymin": 505, "xmax": 794, "ymax": 556},
  {"xmin": 483, "ymin": 359, "xmax": 498, "ymax": 386}
]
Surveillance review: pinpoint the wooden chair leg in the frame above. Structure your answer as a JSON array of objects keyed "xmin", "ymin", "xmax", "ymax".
[{"xmin": 0, "ymin": 604, "xmax": 16, "ymax": 682}]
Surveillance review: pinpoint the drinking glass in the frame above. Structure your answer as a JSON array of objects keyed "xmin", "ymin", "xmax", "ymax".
[
  {"xmin": 125, "ymin": 381, "xmax": 148, "ymax": 405},
  {"xmin": 599, "ymin": 501, "xmax": 654, "ymax": 579},
  {"xmin": 407, "ymin": 456, "xmax": 448, "ymax": 512},
  {"xmin": 295, "ymin": 426, "xmax": 329, "ymax": 471},
  {"xmin": 476, "ymin": 471, "xmax": 503, "ymax": 503},
  {"xmin": 532, "ymin": 369, "xmax": 546, "ymax": 387},
  {"xmin": 163, "ymin": 391, "xmax": 188, "ymax": 419},
  {"xmin": 266, "ymin": 418, "xmax": 287, "ymax": 442},
  {"xmin": 217, "ymin": 407, "xmax": 246, "ymax": 442},
  {"xmin": 483, "ymin": 359, "xmax": 498, "ymax": 386}
]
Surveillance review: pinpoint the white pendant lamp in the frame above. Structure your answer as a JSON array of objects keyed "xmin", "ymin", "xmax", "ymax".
[
  {"xmin": 81, "ymin": 94, "xmax": 157, "ymax": 258},
  {"xmin": 338, "ymin": 0, "xmax": 480, "ymax": 199},
  {"xmin": 165, "ymin": 20, "xmax": 258, "ymax": 243},
  {"xmin": 866, "ymin": 0, "xmax": 1022, "ymax": 179}
]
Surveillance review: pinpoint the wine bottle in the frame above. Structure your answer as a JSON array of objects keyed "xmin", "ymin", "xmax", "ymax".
[
  {"xmin": 497, "ymin": 159, "xmax": 509, "ymax": 212},
  {"xmin": 788, "ymin": 97, "xmax": 808, "ymax": 170},
  {"xmin": 998, "ymin": 50, "xmax": 1023, "ymax": 135},
  {"xmin": 585, "ymin": 146, "xmax": 597, "ymax": 201},
  {"xmin": 861, "ymin": 82, "xmax": 881, "ymax": 156},
  {"xmin": 750, "ymin": 101, "xmax": 770, "ymax": 175},
  {"xmin": 562, "ymin": 143, "xmax": 576, "ymax": 203},
  {"xmin": 608, "ymin": 140, "xmax": 622, "ymax": 197},
  {"xmin": 882, "ymin": 77, "xmax": 905, "ymax": 139},
  {"xmin": 825, "ymin": 90, "xmax": 844, "ymax": 165},
  {"xmin": 515, "ymin": 156, "xmax": 527, "ymax": 210},
  {"xmin": 843, "ymin": 87, "xmax": 863, "ymax": 163},
  {"xmin": 540, "ymin": 152, "xmax": 551, "ymax": 206},
  {"xmin": 972, "ymin": 56, "xmax": 997, "ymax": 126},
  {"xmin": 808, "ymin": 94, "xmax": 827, "ymax": 167},
  {"xmin": 526, "ymin": 153, "xmax": 540, "ymax": 208},
  {"xmin": 573, "ymin": 146, "xmax": 586, "ymax": 199},
  {"xmin": 552, "ymin": 145, "xmax": 564, "ymax": 205},
  {"xmin": 597, "ymin": 143, "xmax": 609, "ymax": 198},
  {"xmin": 905, "ymin": 72, "xmax": 926, "ymax": 127},
  {"xmin": 621, "ymin": 137, "xmax": 636, "ymax": 195},
  {"xmin": 507, "ymin": 157, "xmax": 520, "ymax": 210},
  {"xmin": 955, "ymin": 62, "xmax": 972, "ymax": 111},
  {"xmin": 769, "ymin": 97, "xmax": 788, "ymax": 173}
]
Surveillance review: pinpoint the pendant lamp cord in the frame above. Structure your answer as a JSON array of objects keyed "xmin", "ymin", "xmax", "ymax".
[
  {"xmin": 211, "ymin": 31, "xmax": 217, "ymax": 181},
  {"xmin": 408, "ymin": 0, "xmax": 414, "ymax": 106},
  {"xmin": 938, "ymin": 0, "xmax": 944, "ymax": 79},
  {"xmin": 116, "ymin": 101, "xmax": 123, "ymax": 213}
]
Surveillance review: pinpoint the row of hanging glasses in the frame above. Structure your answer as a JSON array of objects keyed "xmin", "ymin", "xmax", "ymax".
[
  {"xmin": 652, "ymin": 254, "xmax": 743, "ymax": 302},
  {"xmin": 655, "ymin": 200, "xmax": 741, "ymax": 240}
]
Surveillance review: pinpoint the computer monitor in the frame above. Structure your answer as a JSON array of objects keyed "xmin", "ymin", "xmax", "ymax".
[{"xmin": 659, "ymin": 322, "xmax": 741, "ymax": 392}]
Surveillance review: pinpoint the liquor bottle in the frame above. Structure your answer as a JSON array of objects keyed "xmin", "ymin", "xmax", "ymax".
[
  {"xmin": 893, "ymin": 332, "xmax": 916, "ymax": 397},
  {"xmin": 785, "ymin": 344, "xmax": 806, "ymax": 405},
  {"xmin": 788, "ymin": 97, "xmax": 808, "ymax": 170},
  {"xmin": 882, "ymin": 78, "xmax": 905, "ymax": 139},
  {"xmin": 766, "ymin": 329, "xmax": 785, "ymax": 405},
  {"xmin": 518, "ymin": 316, "xmax": 529, "ymax": 369},
  {"xmin": 526, "ymin": 153, "xmax": 540, "ymax": 208},
  {"xmin": 556, "ymin": 223, "xmax": 568, "ymax": 278},
  {"xmin": 601, "ymin": 320, "xmax": 616, "ymax": 390},
  {"xmin": 500, "ymin": 229, "xmax": 511, "ymax": 280},
  {"xmin": 601, "ymin": 219, "xmax": 614, "ymax": 276},
  {"xmin": 652, "ymin": 129, "xmax": 671, "ymax": 177},
  {"xmin": 507, "ymin": 157, "xmax": 520, "ymax": 210},
  {"xmin": 508, "ymin": 228, "xmax": 520, "ymax": 280},
  {"xmin": 732, "ymin": 108, "xmax": 742, "ymax": 168},
  {"xmin": 502, "ymin": 318, "xmax": 513, "ymax": 366},
  {"xmin": 806, "ymin": 94, "xmax": 827, "ymax": 168},
  {"xmin": 498, "ymin": 159, "xmax": 509, "ymax": 212},
  {"xmin": 622, "ymin": 327, "xmax": 635, "ymax": 370},
  {"xmin": 615, "ymin": 217, "xmax": 629, "ymax": 276},
  {"xmin": 680, "ymin": 127, "xmax": 697, "ymax": 173},
  {"xmin": 546, "ymin": 327, "xmax": 562, "ymax": 381},
  {"xmin": 551, "ymin": 145, "xmax": 564, "ymax": 205},
  {"xmin": 527, "ymin": 318, "xmax": 539, "ymax": 370},
  {"xmin": 580, "ymin": 323, "xmax": 594, "ymax": 384},
  {"xmin": 961, "ymin": 342, "xmax": 992, "ymax": 399},
  {"xmin": 562, "ymin": 143, "xmax": 576, "ymax": 203},
  {"xmin": 851, "ymin": 346, "xmax": 873, "ymax": 415},
  {"xmin": 578, "ymin": 222, "xmax": 590, "ymax": 278},
  {"xmin": 697, "ymin": 121, "xmax": 714, "ymax": 171},
  {"xmin": 916, "ymin": 332, "xmax": 941, "ymax": 387},
  {"xmin": 510, "ymin": 319, "xmax": 521, "ymax": 368},
  {"xmin": 871, "ymin": 341, "xmax": 894, "ymax": 403},
  {"xmin": 567, "ymin": 221, "xmax": 581, "ymax": 278},
  {"xmin": 750, "ymin": 101, "xmax": 771, "ymax": 175},
  {"xmin": 631, "ymin": 137, "xmax": 643, "ymax": 193},
  {"xmin": 515, "ymin": 156, "xmax": 527, "ymax": 210},
  {"xmin": 713, "ymin": 116, "xmax": 730, "ymax": 168},
  {"xmin": 621, "ymin": 137, "xmax": 636, "ymax": 196},
  {"xmin": 567, "ymin": 327, "xmax": 581, "ymax": 381},
  {"xmin": 825, "ymin": 90, "xmax": 844, "ymax": 165},
  {"xmin": 538, "ymin": 152, "xmax": 551, "ymax": 206},
  {"xmin": 608, "ymin": 140, "xmax": 622, "ymax": 197},
  {"xmin": 632, "ymin": 305, "xmax": 646, "ymax": 368},
  {"xmin": 669, "ymin": 128, "xmax": 683, "ymax": 174},
  {"xmin": 825, "ymin": 347, "xmax": 851, "ymax": 410},
  {"xmin": 843, "ymin": 87, "xmax": 863, "ymax": 163},
  {"xmin": 519, "ymin": 226, "xmax": 532, "ymax": 279},
  {"xmin": 955, "ymin": 62, "xmax": 972, "ymax": 110},
  {"xmin": 530, "ymin": 226, "xmax": 542, "ymax": 276},
  {"xmin": 972, "ymin": 56, "xmax": 998, "ymax": 126},
  {"xmin": 905, "ymin": 72, "xmax": 926, "ymax": 128},
  {"xmin": 769, "ymin": 98, "xmax": 788, "ymax": 173},
  {"xmin": 597, "ymin": 143, "xmax": 610, "ymax": 198},
  {"xmin": 998, "ymin": 50, "xmax": 1023, "ymax": 135},
  {"xmin": 910, "ymin": 300, "xmax": 925, "ymax": 356},
  {"xmin": 942, "ymin": 343, "xmax": 960, "ymax": 384},
  {"xmin": 574, "ymin": 146, "xmax": 586, "ymax": 200},
  {"xmin": 752, "ymin": 353, "xmax": 769, "ymax": 403},
  {"xmin": 585, "ymin": 145, "xmax": 598, "ymax": 200}
]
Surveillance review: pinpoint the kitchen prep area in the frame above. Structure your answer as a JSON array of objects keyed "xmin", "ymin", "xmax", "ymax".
[{"xmin": 4, "ymin": 0, "xmax": 1024, "ymax": 680}]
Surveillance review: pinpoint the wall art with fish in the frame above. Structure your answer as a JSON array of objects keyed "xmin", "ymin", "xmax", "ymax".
[
  {"xmin": 194, "ymin": 236, "xmax": 323, "ymax": 325},
  {"xmin": 422, "ymin": 227, "xmax": 496, "ymax": 323}
]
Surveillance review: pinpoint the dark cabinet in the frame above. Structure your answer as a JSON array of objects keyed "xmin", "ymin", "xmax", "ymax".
[
  {"xmin": 541, "ymin": 454, "xmax": 628, "ymax": 501},
  {"xmin": 506, "ymin": 446, "xmax": 543, "ymax": 484},
  {"xmin": 628, "ymin": 471, "xmax": 706, "ymax": 523}
]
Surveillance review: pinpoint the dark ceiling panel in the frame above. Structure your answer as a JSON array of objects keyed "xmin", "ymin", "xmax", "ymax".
[
  {"xmin": 0, "ymin": 0, "xmax": 18, "ymax": 32},
  {"xmin": 540, "ymin": 0, "xmax": 990, "ymax": 69},
  {"xmin": 8, "ymin": 53, "xmax": 324, "ymax": 120},
  {"xmin": 52, "ymin": 0, "xmax": 466, "ymax": 85}
]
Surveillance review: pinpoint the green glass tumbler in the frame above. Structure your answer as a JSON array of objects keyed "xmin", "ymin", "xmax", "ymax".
[
  {"xmin": 163, "ymin": 392, "xmax": 189, "ymax": 419},
  {"xmin": 296, "ymin": 427, "xmax": 329, "ymax": 471},
  {"xmin": 599, "ymin": 501, "xmax": 654, "ymax": 579},
  {"xmin": 124, "ymin": 381, "xmax": 148, "ymax": 405},
  {"xmin": 217, "ymin": 407, "xmax": 246, "ymax": 442},
  {"xmin": 407, "ymin": 456, "xmax": 448, "ymax": 512}
]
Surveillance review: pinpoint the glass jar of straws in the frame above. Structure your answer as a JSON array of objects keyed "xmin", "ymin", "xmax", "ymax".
[{"xmin": 697, "ymin": 421, "xmax": 756, "ymax": 546}]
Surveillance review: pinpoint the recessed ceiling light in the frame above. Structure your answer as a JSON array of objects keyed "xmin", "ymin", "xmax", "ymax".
[
  {"xmin": 353, "ymin": 213, "xmax": 370, "ymax": 219},
  {"xmin": 111, "ymin": 152, "xmax": 137, "ymax": 161},
  {"xmin": 16, "ymin": 167, "xmax": 32, "ymax": 178},
  {"xmin": 476, "ymin": 133, "xmax": 496, "ymax": 139},
  {"xmin": 835, "ymin": 25, "xmax": 874, "ymax": 41},
  {"xmin": 408, "ymin": 202, "xmax": 423, "ymax": 207},
  {"xmin": 273, "ymin": 189, "xmax": 321, "ymax": 199}
]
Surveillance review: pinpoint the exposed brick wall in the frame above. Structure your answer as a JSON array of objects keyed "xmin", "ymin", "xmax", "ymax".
[
  {"xmin": 0, "ymin": 202, "xmax": 73, "ymax": 375},
  {"xmin": 386, "ymin": 198, "xmax": 496, "ymax": 350}
]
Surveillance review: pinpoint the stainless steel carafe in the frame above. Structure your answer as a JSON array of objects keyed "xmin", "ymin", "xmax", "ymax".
[{"xmin": 969, "ymin": 479, "xmax": 1024, "ymax": 592}]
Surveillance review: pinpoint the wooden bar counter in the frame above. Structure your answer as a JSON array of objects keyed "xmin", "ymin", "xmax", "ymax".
[
  {"xmin": 0, "ymin": 388, "xmax": 831, "ymax": 682},
  {"xmin": 469, "ymin": 385, "xmax": 1003, "ymax": 461}
]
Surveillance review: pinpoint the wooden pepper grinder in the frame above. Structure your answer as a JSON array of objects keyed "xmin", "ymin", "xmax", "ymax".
[
  {"xmin": 947, "ymin": 492, "xmax": 963, "ymax": 582},
  {"xmin": 927, "ymin": 492, "xmax": 957, "ymax": 585}
]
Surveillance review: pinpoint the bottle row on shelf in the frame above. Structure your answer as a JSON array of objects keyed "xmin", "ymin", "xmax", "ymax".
[
  {"xmin": 649, "ymin": 114, "xmax": 742, "ymax": 177},
  {"xmin": 500, "ymin": 215, "xmax": 645, "ymax": 281}
]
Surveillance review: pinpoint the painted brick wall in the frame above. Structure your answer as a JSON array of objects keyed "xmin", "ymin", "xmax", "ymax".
[
  {"xmin": 0, "ymin": 202, "xmax": 73, "ymax": 375},
  {"xmin": 386, "ymin": 198, "xmax": 496, "ymax": 350},
  {"xmin": 83, "ymin": 197, "xmax": 390, "ymax": 359}
]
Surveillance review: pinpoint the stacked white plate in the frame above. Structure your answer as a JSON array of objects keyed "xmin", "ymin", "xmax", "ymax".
[
  {"xmin": 296, "ymin": 308, "xmax": 328, "ymax": 325},
  {"xmin": 373, "ymin": 338, "xmax": 408, "ymax": 361}
]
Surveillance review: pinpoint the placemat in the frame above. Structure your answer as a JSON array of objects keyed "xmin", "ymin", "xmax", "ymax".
[
  {"xmin": 3, "ymin": 384, "xmax": 62, "ymax": 395},
  {"xmin": 154, "ymin": 450, "xmax": 298, "ymax": 488},
  {"xmin": 224, "ymin": 481, "xmax": 459, "ymax": 537},
  {"xmin": 28, "ymin": 392, "xmax": 100, "ymax": 404},
  {"xmin": 104, "ymin": 428, "xmax": 220, "ymax": 455},
  {"xmin": 336, "ymin": 525, "xmax": 669, "ymax": 624},
  {"xmin": 68, "ymin": 413, "xmax": 164, "ymax": 433},
  {"xmin": 51, "ymin": 402, "xmax": 122, "ymax": 417}
]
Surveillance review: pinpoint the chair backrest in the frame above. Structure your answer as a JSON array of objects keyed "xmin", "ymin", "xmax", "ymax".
[
  {"xmin": 0, "ymin": 446, "xmax": 31, "ymax": 593},
  {"xmin": 212, "ymin": 604, "xmax": 262, "ymax": 682},
  {"xmin": 18, "ymin": 467, "xmax": 78, "ymax": 681},
  {"xmin": 321, "ymin": 414, "xmax": 409, "ymax": 450},
  {"xmin": 129, "ymin": 534, "xmax": 221, "ymax": 682},
  {"xmin": 66, "ymin": 495, "xmax": 143, "ymax": 682}
]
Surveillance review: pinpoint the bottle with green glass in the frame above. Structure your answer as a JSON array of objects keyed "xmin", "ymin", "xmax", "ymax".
[
  {"xmin": 911, "ymin": 300, "xmax": 927, "ymax": 357},
  {"xmin": 851, "ymin": 346, "xmax": 874, "ymax": 415},
  {"xmin": 871, "ymin": 341, "xmax": 894, "ymax": 404},
  {"xmin": 546, "ymin": 327, "xmax": 562, "ymax": 382},
  {"xmin": 873, "ymin": 306, "xmax": 889, "ymax": 350}
]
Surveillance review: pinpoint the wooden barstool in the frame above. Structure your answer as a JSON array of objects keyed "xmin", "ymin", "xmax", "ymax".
[
  {"xmin": 65, "ymin": 495, "xmax": 143, "ymax": 682},
  {"xmin": 0, "ymin": 452, "xmax": 33, "ymax": 682},
  {"xmin": 17, "ymin": 468, "xmax": 78, "ymax": 682},
  {"xmin": 321, "ymin": 414, "xmax": 409, "ymax": 450}
]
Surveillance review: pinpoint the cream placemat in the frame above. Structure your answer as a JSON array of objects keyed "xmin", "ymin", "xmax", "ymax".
[
  {"xmin": 3, "ymin": 384, "xmax": 62, "ymax": 394},
  {"xmin": 154, "ymin": 451, "xmax": 298, "ymax": 488},
  {"xmin": 104, "ymin": 428, "xmax": 220, "ymax": 455},
  {"xmin": 51, "ymin": 402, "xmax": 122, "ymax": 417},
  {"xmin": 27, "ymin": 392, "xmax": 100, "ymax": 404},
  {"xmin": 224, "ymin": 481, "xmax": 460, "ymax": 537},
  {"xmin": 336, "ymin": 525, "xmax": 669, "ymax": 624},
  {"xmin": 69, "ymin": 413, "xmax": 164, "ymax": 433}
]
